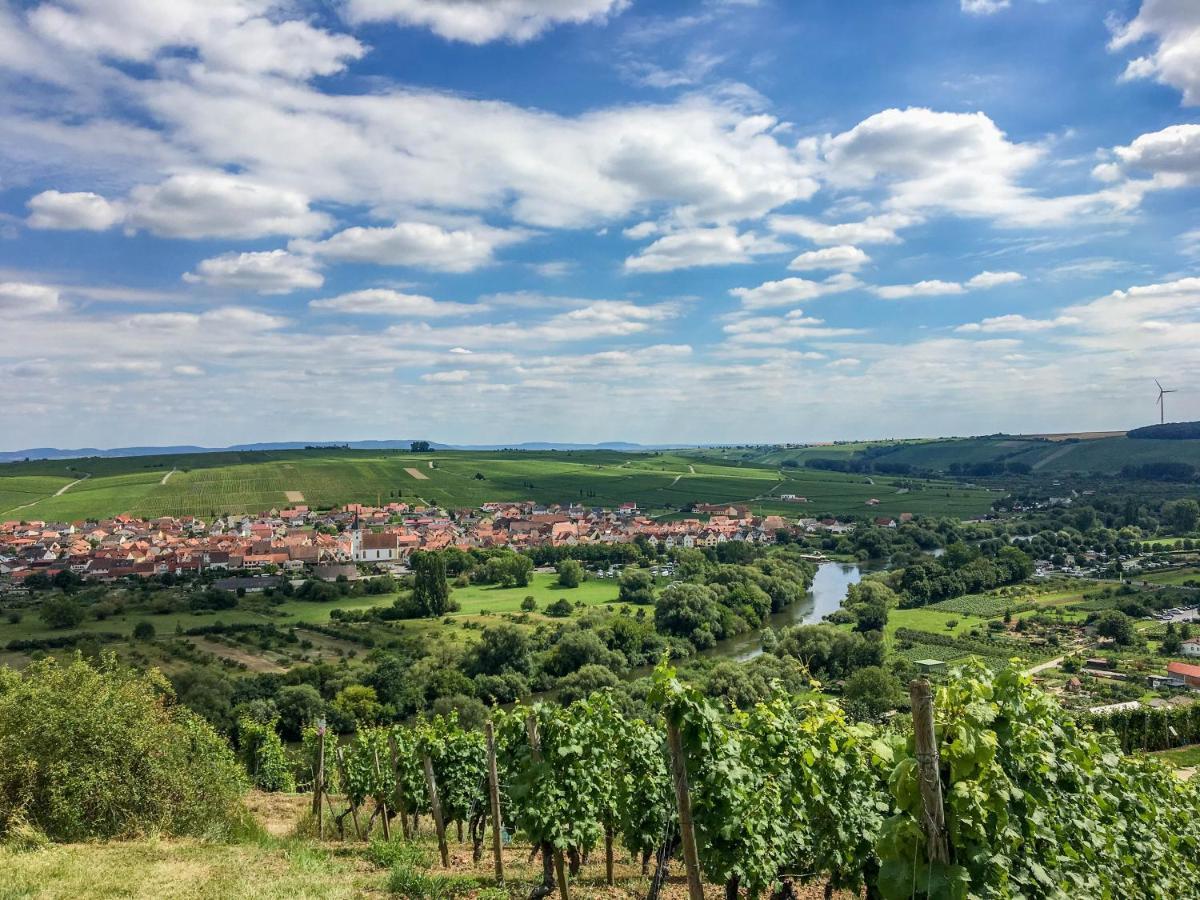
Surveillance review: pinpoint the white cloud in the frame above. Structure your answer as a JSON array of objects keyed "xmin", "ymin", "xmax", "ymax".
[
  {"xmin": 768, "ymin": 213, "xmax": 916, "ymax": 245},
  {"xmin": 29, "ymin": 0, "xmax": 365, "ymax": 79},
  {"xmin": 624, "ymin": 226, "xmax": 787, "ymax": 273},
  {"xmin": 420, "ymin": 369, "xmax": 472, "ymax": 383},
  {"xmin": 1109, "ymin": 0, "xmax": 1200, "ymax": 105},
  {"xmin": 343, "ymin": 0, "xmax": 630, "ymax": 44},
  {"xmin": 722, "ymin": 308, "xmax": 863, "ymax": 345},
  {"xmin": 27, "ymin": 190, "xmax": 123, "ymax": 230},
  {"xmin": 1107, "ymin": 123, "xmax": 1200, "ymax": 186},
  {"xmin": 729, "ymin": 273, "xmax": 861, "ymax": 309},
  {"xmin": 961, "ymin": 0, "xmax": 1010, "ymax": 14},
  {"xmin": 966, "ymin": 270, "xmax": 1024, "ymax": 289},
  {"xmin": 126, "ymin": 172, "xmax": 331, "ymax": 239},
  {"xmin": 788, "ymin": 245, "xmax": 870, "ymax": 271},
  {"xmin": 820, "ymin": 108, "xmax": 1138, "ymax": 227},
  {"xmin": 0, "ymin": 282, "xmax": 60, "ymax": 314},
  {"xmin": 876, "ymin": 270, "xmax": 1023, "ymax": 299},
  {"xmin": 955, "ymin": 314, "xmax": 1080, "ymax": 333},
  {"xmin": 182, "ymin": 250, "xmax": 324, "ymax": 294},
  {"xmin": 874, "ymin": 279, "xmax": 965, "ymax": 300},
  {"xmin": 173, "ymin": 364, "xmax": 204, "ymax": 376},
  {"xmin": 291, "ymin": 221, "xmax": 527, "ymax": 272},
  {"xmin": 309, "ymin": 289, "xmax": 475, "ymax": 317}
]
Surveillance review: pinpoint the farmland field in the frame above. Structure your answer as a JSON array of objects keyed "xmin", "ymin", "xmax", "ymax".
[{"xmin": 0, "ymin": 447, "xmax": 997, "ymax": 521}]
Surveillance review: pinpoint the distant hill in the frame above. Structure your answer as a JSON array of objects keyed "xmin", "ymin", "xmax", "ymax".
[
  {"xmin": 0, "ymin": 439, "xmax": 676, "ymax": 464},
  {"xmin": 1126, "ymin": 422, "xmax": 1200, "ymax": 440}
]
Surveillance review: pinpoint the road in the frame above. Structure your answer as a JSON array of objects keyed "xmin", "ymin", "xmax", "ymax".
[
  {"xmin": 160, "ymin": 469, "xmax": 176, "ymax": 485},
  {"xmin": 5, "ymin": 472, "xmax": 90, "ymax": 514}
]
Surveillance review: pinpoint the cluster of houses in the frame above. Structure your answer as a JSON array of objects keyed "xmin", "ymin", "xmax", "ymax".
[{"xmin": 0, "ymin": 500, "xmax": 861, "ymax": 585}]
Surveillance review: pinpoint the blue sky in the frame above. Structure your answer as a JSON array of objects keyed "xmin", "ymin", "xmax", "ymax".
[{"xmin": 1, "ymin": 0, "xmax": 1199, "ymax": 448}]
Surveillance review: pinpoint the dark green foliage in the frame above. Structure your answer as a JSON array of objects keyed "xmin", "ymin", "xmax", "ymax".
[
  {"xmin": 412, "ymin": 551, "xmax": 450, "ymax": 617},
  {"xmin": 38, "ymin": 596, "xmax": 85, "ymax": 629},
  {"xmin": 0, "ymin": 654, "xmax": 250, "ymax": 841}
]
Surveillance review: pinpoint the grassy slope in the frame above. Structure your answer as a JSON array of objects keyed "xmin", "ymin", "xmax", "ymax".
[{"xmin": 0, "ymin": 448, "xmax": 996, "ymax": 521}]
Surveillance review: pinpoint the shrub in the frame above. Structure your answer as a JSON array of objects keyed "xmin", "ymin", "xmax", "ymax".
[
  {"xmin": 544, "ymin": 598, "xmax": 573, "ymax": 617},
  {"xmin": 237, "ymin": 718, "xmax": 295, "ymax": 792},
  {"xmin": 0, "ymin": 653, "xmax": 251, "ymax": 841}
]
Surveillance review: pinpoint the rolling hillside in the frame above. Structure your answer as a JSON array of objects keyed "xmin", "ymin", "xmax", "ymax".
[{"xmin": 0, "ymin": 447, "xmax": 994, "ymax": 520}]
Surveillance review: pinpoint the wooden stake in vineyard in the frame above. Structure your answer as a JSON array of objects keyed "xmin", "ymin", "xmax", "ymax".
[
  {"xmin": 312, "ymin": 717, "xmax": 325, "ymax": 840},
  {"xmin": 909, "ymin": 679, "xmax": 950, "ymax": 865},
  {"xmin": 665, "ymin": 719, "xmax": 705, "ymax": 900},
  {"xmin": 423, "ymin": 753, "xmax": 451, "ymax": 868},
  {"xmin": 485, "ymin": 720, "xmax": 505, "ymax": 884}
]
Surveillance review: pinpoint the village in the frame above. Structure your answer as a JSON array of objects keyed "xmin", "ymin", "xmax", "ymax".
[{"xmin": 0, "ymin": 499, "xmax": 871, "ymax": 585}]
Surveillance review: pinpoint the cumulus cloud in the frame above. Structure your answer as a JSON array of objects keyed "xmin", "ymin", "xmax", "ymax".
[
  {"xmin": 125, "ymin": 172, "xmax": 331, "ymax": 239},
  {"xmin": 1105, "ymin": 123, "xmax": 1200, "ymax": 186},
  {"xmin": 29, "ymin": 0, "xmax": 365, "ymax": 79},
  {"xmin": 768, "ymin": 213, "xmax": 916, "ymax": 245},
  {"xmin": 1109, "ymin": 0, "xmax": 1200, "ymax": 105},
  {"xmin": 624, "ymin": 226, "xmax": 788, "ymax": 272},
  {"xmin": 788, "ymin": 245, "xmax": 870, "ymax": 272},
  {"xmin": 961, "ymin": 0, "xmax": 1010, "ymax": 14},
  {"xmin": 309, "ymin": 289, "xmax": 476, "ymax": 317},
  {"xmin": 956, "ymin": 314, "xmax": 1080, "ymax": 333},
  {"xmin": 182, "ymin": 250, "xmax": 324, "ymax": 294},
  {"xmin": 291, "ymin": 221, "xmax": 528, "ymax": 272},
  {"xmin": 27, "ymin": 190, "xmax": 123, "ymax": 230},
  {"xmin": 343, "ymin": 0, "xmax": 630, "ymax": 44},
  {"xmin": 875, "ymin": 270, "xmax": 1023, "ymax": 299},
  {"xmin": 420, "ymin": 369, "xmax": 472, "ymax": 383},
  {"xmin": 0, "ymin": 282, "xmax": 60, "ymax": 314},
  {"xmin": 874, "ymin": 280, "xmax": 965, "ymax": 300},
  {"xmin": 819, "ymin": 108, "xmax": 1138, "ymax": 228},
  {"xmin": 722, "ymin": 308, "xmax": 863, "ymax": 345},
  {"xmin": 729, "ymin": 273, "xmax": 861, "ymax": 309}
]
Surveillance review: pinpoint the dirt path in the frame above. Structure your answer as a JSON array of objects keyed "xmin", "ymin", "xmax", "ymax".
[
  {"xmin": 4, "ymin": 473, "xmax": 90, "ymax": 514},
  {"xmin": 1025, "ymin": 656, "xmax": 1064, "ymax": 675},
  {"xmin": 404, "ymin": 467, "xmax": 429, "ymax": 481},
  {"xmin": 160, "ymin": 469, "xmax": 176, "ymax": 485},
  {"xmin": 1032, "ymin": 441, "xmax": 1078, "ymax": 471},
  {"xmin": 428, "ymin": 459, "xmax": 435, "ymax": 469},
  {"xmin": 688, "ymin": 464, "xmax": 696, "ymax": 474}
]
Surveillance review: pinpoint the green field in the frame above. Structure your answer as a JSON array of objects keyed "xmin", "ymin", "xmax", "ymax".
[
  {"xmin": 449, "ymin": 572, "xmax": 619, "ymax": 615},
  {"xmin": 0, "ymin": 447, "xmax": 996, "ymax": 521}
]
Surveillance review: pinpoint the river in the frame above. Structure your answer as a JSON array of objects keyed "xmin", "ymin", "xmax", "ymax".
[{"xmin": 700, "ymin": 561, "xmax": 865, "ymax": 662}]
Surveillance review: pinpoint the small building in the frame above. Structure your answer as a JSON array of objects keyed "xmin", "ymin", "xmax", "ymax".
[
  {"xmin": 1167, "ymin": 661, "xmax": 1200, "ymax": 690},
  {"xmin": 1181, "ymin": 637, "xmax": 1200, "ymax": 659},
  {"xmin": 915, "ymin": 659, "xmax": 945, "ymax": 674}
]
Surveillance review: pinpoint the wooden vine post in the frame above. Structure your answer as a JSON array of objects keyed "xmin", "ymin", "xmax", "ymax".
[
  {"xmin": 423, "ymin": 753, "xmax": 451, "ymax": 867},
  {"xmin": 312, "ymin": 718, "xmax": 326, "ymax": 840},
  {"xmin": 386, "ymin": 733, "xmax": 411, "ymax": 840},
  {"xmin": 372, "ymin": 747, "xmax": 391, "ymax": 840},
  {"xmin": 485, "ymin": 720, "xmax": 505, "ymax": 884},
  {"xmin": 909, "ymin": 679, "xmax": 950, "ymax": 865},
  {"xmin": 526, "ymin": 714, "xmax": 569, "ymax": 900},
  {"xmin": 665, "ymin": 719, "xmax": 705, "ymax": 900}
]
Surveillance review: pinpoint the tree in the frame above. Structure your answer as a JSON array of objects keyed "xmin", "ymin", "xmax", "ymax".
[
  {"xmin": 132, "ymin": 621, "xmax": 156, "ymax": 641},
  {"xmin": 842, "ymin": 665, "xmax": 905, "ymax": 720},
  {"xmin": 557, "ymin": 558, "xmax": 584, "ymax": 588},
  {"xmin": 412, "ymin": 551, "xmax": 450, "ymax": 617},
  {"xmin": 618, "ymin": 568, "xmax": 655, "ymax": 605},
  {"xmin": 1160, "ymin": 622, "xmax": 1183, "ymax": 656},
  {"xmin": 1094, "ymin": 609, "xmax": 1135, "ymax": 646},
  {"xmin": 330, "ymin": 685, "xmax": 383, "ymax": 731},
  {"xmin": 274, "ymin": 684, "xmax": 324, "ymax": 740},
  {"xmin": 466, "ymin": 624, "xmax": 532, "ymax": 676},
  {"xmin": 1162, "ymin": 499, "xmax": 1200, "ymax": 535},
  {"xmin": 654, "ymin": 582, "xmax": 721, "ymax": 648},
  {"xmin": 40, "ymin": 596, "xmax": 84, "ymax": 630}
]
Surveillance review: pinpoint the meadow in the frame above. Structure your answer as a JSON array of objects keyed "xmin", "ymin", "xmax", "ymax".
[{"xmin": 0, "ymin": 447, "xmax": 997, "ymax": 521}]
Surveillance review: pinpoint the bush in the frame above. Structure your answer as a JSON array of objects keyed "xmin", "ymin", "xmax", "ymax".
[
  {"xmin": 0, "ymin": 654, "xmax": 251, "ymax": 841},
  {"xmin": 39, "ymin": 596, "xmax": 85, "ymax": 630},
  {"xmin": 132, "ymin": 621, "xmax": 156, "ymax": 641},
  {"xmin": 544, "ymin": 598, "xmax": 573, "ymax": 617}
]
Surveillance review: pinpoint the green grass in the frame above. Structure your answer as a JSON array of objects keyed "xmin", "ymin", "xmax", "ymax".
[
  {"xmin": 1138, "ymin": 567, "xmax": 1200, "ymax": 586},
  {"xmin": 1153, "ymin": 744, "xmax": 1200, "ymax": 768},
  {"xmin": 448, "ymin": 572, "xmax": 619, "ymax": 615},
  {"xmin": 887, "ymin": 608, "xmax": 987, "ymax": 638},
  {"xmin": 0, "ymin": 447, "xmax": 997, "ymax": 521}
]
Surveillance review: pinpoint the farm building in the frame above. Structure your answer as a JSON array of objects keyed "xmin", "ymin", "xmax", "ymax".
[
  {"xmin": 1181, "ymin": 637, "xmax": 1200, "ymax": 659},
  {"xmin": 1166, "ymin": 662, "xmax": 1200, "ymax": 690}
]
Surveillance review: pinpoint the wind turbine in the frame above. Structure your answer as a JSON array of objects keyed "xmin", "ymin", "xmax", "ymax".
[{"xmin": 1156, "ymin": 379, "xmax": 1177, "ymax": 425}]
